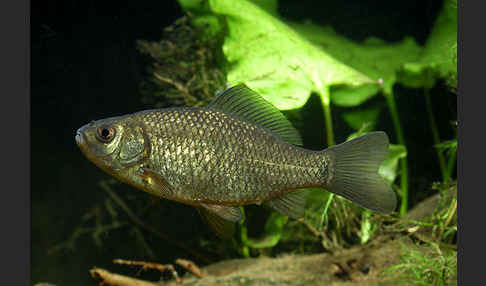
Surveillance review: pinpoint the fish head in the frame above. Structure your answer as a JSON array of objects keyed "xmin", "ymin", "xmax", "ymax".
[{"xmin": 75, "ymin": 115, "xmax": 150, "ymax": 180}]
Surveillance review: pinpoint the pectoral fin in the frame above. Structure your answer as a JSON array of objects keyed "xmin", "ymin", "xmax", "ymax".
[
  {"xmin": 137, "ymin": 166, "xmax": 173, "ymax": 198},
  {"xmin": 197, "ymin": 207, "xmax": 238, "ymax": 239}
]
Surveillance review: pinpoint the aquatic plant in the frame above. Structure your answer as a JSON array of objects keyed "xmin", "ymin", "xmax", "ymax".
[
  {"xmin": 136, "ymin": 16, "xmax": 227, "ymax": 108},
  {"xmin": 385, "ymin": 243, "xmax": 457, "ymax": 286}
]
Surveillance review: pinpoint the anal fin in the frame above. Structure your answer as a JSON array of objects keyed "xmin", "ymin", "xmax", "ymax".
[
  {"xmin": 265, "ymin": 189, "xmax": 308, "ymax": 219},
  {"xmin": 197, "ymin": 207, "xmax": 238, "ymax": 239},
  {"xmin": 200, "ymin": 203, "xmax": 242, "ymax": 222}
]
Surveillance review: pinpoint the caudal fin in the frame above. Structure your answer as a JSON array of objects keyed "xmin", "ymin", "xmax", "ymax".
[{"xmin": 324, "ymin": 132, "xmax": 397, "ymax": 213}]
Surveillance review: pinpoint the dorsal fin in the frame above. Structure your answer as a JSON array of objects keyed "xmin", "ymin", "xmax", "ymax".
[{"xmin": 206, "ymin": 84, "xmax": 303, "ymax": 146}]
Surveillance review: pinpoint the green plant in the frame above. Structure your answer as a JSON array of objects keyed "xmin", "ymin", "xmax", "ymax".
[
  {"xmin": 385, "ymin": 243, "xmax": 457, "ymax": 286},
  {"xmin": 136, "ymin": 16, "xmax": 226, "ymax": 108}
]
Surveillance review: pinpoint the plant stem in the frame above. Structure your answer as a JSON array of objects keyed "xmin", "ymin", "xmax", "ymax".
[
  {"xmin": 319, "ymin": 87, "xmax": 335, "ymax": 228},
  {"xmin": 321, "ymin": 88, "xmax": 335, "ymax": 146},
  {"xmin": 237, "ymin": 207, "xmax": 250, "ymax": 257},
  {"xmin": 320, "ymin": 193, "xmax": 334, "ymax": 228},
  {"xmin": 384, "ymin": 92, "xmax": 409, "ymax": 214},
  {"xmin": 424, "ymin": 88, "xmax": 449, "ymax": 182},
  {"xmin": 447, "ymin": 148, "xmax": 456, "ymax": 179},
  {"xmin": 246, "ymin": 213, "xmax": 288, "ymax": 249}
]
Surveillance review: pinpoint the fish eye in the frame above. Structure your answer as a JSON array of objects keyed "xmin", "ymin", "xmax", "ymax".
[{"xmin": 96, "ymin": 126, "xmax": 116, "ymax": 143}]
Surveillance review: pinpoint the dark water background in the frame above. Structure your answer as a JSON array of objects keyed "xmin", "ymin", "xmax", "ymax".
[{"xmin": 31, "ymin": 0, "xmax": 455, "ymax": 285}]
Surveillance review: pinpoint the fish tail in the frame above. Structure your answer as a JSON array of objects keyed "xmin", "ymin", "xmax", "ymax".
[{"xmin": 323, "ymin": 131, "xmax": 397, "ymax": 213}]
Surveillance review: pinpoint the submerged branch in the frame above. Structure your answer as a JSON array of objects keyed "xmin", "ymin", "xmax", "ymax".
[
  {"xmin": 113, "ymin": 259, "xmax": 182, "ymax": 283},
  {"xmin": 176, "ymin": 259, "xmax": 207, "ymax": 278},
  {"xmin": 90, "ymin": 267, "xmax": 161, "ymax": 286},
  {"xmin": 91, "ymin": 258, "xmax": 206, "ymax": 285},
  {"xmin": 48, "ymin": 222, "xmax": 127, "ymax": 255},
  {"xmin": 99, "ymin": 181, "xmax": 211, "ymax": 264}
]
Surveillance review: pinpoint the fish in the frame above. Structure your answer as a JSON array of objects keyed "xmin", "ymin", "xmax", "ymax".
[{"xmin": 75, "ymin": 84, "xmax": 397, "ymax": 238}]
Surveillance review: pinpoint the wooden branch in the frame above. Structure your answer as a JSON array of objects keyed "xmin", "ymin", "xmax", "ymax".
[
  {"xmin": 175, "ymin": 259, "xmax": 206, "ymax": 278},
  {"xmin": 153, "ymin": 73, "xmax": 190, "ymax": 96},
  {"xmin": 99, "ymin": 181, "xmax": 211, "ymax": 264},
  {"xmin": 113, "ymin": 259, "xmax": 182, "ymax": 284},
  {"xmin": 90, "ymin": 268, "xmax": 160, "ymax": 286}
]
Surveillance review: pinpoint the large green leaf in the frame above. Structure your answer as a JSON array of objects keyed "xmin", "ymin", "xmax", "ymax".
[
  {"xmin": 398, "ymin": 0, "xmax": 457, "ymax": 88},
  {"xmin": 342, "ymin": 106, "xmax": 382, "ymax": 131},
  {"xmin": 179, "ymin": 0, "xmax": 456, "ymax": 108},
  {"xmin": 288, "ymin": 1, "xmax": 456, "ymax": 101},
  {"xmin": 288, "ymin": 24, "xmax": 423, "ymax": 102},
  {"xmin": 180, "ymin": 0, "xmax": 378, "ymax": 110},
  {"xmin": 244, "ymin": 212, "xmax": 288, "ymax": 249},
  {"xmin": 379, "ymin": 144, "xmax": 407, "ymax": 184},
  {"xmin": 250, "ymin": 0, "xmax": 279, "ymax": 16}
]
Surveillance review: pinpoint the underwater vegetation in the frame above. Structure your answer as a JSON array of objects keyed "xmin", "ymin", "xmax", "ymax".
[{"xmin": 40, "ymin": 0, "xmax": 457, "ymax": 285}]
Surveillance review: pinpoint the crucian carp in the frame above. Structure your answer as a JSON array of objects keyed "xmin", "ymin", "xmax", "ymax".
[{"xmin": 76, "ymin": 84, "xmax": 397, "ymax": 238}]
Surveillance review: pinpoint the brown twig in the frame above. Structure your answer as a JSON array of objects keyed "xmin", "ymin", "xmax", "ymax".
[
  {"xmin": 154, "ymin": 73, "xmax": 189, "ymax": 95},
  {"xmin": 48, "ymin": 222, "xmax": 127, "ymax": 255},
  {"xmin": 113, "ymin": 259, "xmax": 182, "ymax": 284},
  {"xmin": 90, "ymin": 267, "xmax": 160, "ymax": 286},
  {"xmin": 302, "ymin": 221, "xmax": 323, "ymax": 238},
  {"xmin": 175, "ymin": 259, "xmax": 206, "ymax": 278},
  {"xmin": 153, "ymin": 72, "xmax": 197, "ymax": 105},
  {"xmin": 99, "ymin": 181, "xmax": 211, "ymax": 264}
]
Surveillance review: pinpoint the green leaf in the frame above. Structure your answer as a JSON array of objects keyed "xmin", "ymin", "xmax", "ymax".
[
  {"xmin": 245, "ymin": 212, "xmax": 288, "ymax": 249},
  {"xmin": 289, "ymin": 23, "xmax": 423, "ymax": 99},
  {"xmin": 379, "ymin": 144, "xmax": 407, "ymax": 184},
  {"xmin": 342, "ymin": 106, "xmax": 382, "ymax": 131},
  {"xmin": 250, "ymin": 0, "xmax": 278, "ymax": 16},
  {"xmin": 435, "ymin": 139, "xmax": 457, "ymax": 154},
  {"xmin": 398, "ymin": 0, "xmax": 457, "ymax": 88},
  {"xmin": 178, "ymin": 0, "xmax": 225, "ymax": 40},
  {"xmin": 179, "ymin": 0, "xmax": 378, "ymax": 110},
  {"xmin": 345, "ymin": 127, "xmax": 375, "ymax": 142},
  {"xmin": 330, "ymin": 83, "xmax": 382, "ymax": 107}
]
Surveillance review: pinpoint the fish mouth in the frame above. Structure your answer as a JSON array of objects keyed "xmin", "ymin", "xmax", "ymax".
[
  {"xmin": 75, "ymin": 125, "xmax": 88, "ymax": 148},
  {"xmin": 75, "ymin": 130, "xmax": 85, "ymax": 147}
]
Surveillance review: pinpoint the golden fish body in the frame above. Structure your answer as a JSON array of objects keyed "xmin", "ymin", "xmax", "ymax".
[{"xmin": 76, "ymin": 85, "xmax": 396, "ymax": 237}]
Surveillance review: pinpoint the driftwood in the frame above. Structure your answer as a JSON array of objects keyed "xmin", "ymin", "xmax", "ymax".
[
  {"xmin": 89, "ymin": 258, "xmax": 206, "ymax": 286},
  {"xmin": 88, "ymin": 236, "xmax": 441, "ymax": 286},
  {"xmin": 90, "ymin": 268, "xmax": 160, "ymax": 286}
]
